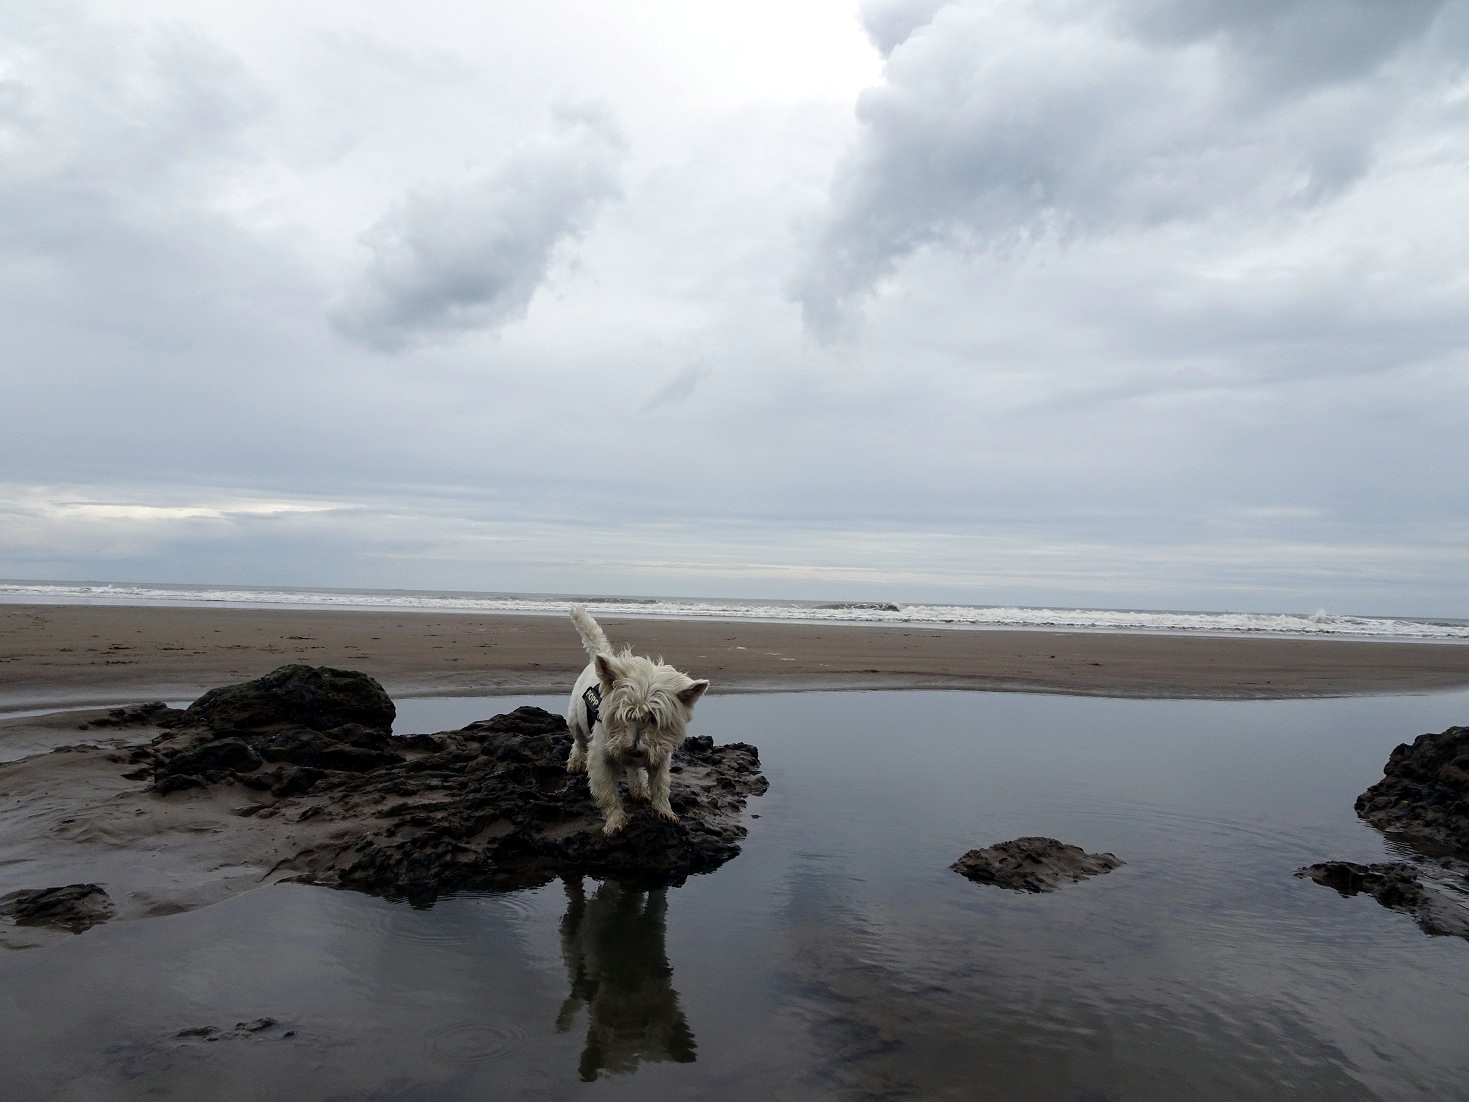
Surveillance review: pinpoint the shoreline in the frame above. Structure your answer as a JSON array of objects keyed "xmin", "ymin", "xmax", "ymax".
[{"xmin": 5, "ymin": 603, "xmax": 1469, "ymax": 714}]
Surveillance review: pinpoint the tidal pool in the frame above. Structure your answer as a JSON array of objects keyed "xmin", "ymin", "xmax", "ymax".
[{"xmin": 2, "ymin": 689, "xmax": 1468, "ymax": 1100}]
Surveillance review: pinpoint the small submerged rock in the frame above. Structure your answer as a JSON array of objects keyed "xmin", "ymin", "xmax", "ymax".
[
  {"xmin": 1296, "ymin": 861, "xmax": 1469, "ymax": 939},
  {"xmin": 0, "ymin": 883, "xmax": 115, "ymax": 933},
  {"xmin": 175, "ymin": 1018, "xmax": 291, "ymax": 1043},
  {"xmin": 951, "ymin": 836, "xmax": 1123, "ymax": 893},
  {"xmin": 123, "ymin": 666, "xmax": 768, "ymax": 902}
]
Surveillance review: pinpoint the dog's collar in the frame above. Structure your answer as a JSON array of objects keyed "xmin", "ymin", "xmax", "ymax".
[{"xmin": 582, "ymin": 684, "xmax": 602, "ymax": 730}]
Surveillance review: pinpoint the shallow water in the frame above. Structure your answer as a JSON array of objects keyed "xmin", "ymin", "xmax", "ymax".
[{"xmin": 3, "ymin": 689, "xmax": 1469, "ymax": 1100}]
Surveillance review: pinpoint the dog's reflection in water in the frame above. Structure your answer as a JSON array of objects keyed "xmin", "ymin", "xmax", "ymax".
[{"xmin": 556, "ymin": 876, "xmax": 697, "ymax": 1080}]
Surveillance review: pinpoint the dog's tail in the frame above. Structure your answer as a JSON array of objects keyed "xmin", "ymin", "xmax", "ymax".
[{"xmin": 569, "ymin": 604, "xmax": 613, "ymax": 659}]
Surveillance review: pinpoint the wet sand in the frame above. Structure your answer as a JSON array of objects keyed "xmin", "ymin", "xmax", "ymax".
[{"xmin": 4, "ymin": 602, "xmax": 1469, "ymax": 713}]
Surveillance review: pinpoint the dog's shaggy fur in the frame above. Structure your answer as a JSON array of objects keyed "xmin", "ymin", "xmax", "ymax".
[{"xmin": 565, "ymin": 606, "xmax": 709, "ymax": 834}]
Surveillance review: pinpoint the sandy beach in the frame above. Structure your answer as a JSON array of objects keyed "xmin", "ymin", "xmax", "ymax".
[{"xmin": 4, "ymin": 602, "xmax": 1469, "ymax": 713}]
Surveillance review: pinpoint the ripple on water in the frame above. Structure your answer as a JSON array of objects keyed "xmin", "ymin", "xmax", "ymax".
[
  {"xmin": 354, "ymin": 888, "xmax": 548, "ymax": 946},
  {"xmin": 476, "ymin": 889, "xmax": 546, "ymax": 922},
  {"xmin": 426, "ymin": 1021, "xmax": 528, "ymax": 1064},
  {"xmin": 1069, "ymin": 801, "xmax": 1330, "ymax": 856},
  {"xmin": 353, "ymin": 902, "xmax": 477, "ymax": 947}
]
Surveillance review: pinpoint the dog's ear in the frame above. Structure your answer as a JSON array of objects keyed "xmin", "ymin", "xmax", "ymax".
[
  {"xmin": 594, "ymin": 654, "xmax": 621, "ymax": 690},
  {"xmin": 677, "ymin": 679, "xmax": 709, "ymax": 708}
]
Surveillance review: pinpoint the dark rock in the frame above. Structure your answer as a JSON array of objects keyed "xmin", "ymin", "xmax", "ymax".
[
  {"xmin": 253, "ymin": 729, "xmax": 402, "ymax": 771},
  {"xmin": 175, "ymin": 1018, "xmax": 284, "ymax": 1043},
  {"xmin": 1301, "ymin": 724, "xmax": 1469, "ymax": 940},
  {"xmin": 0, "ymin": 884, "xmax": 115, "ymax": 932},
  {"xmin": 270, "ymin": 765, "xmax": 327, "ymax": 798},
  {"xmin": 258, "ymin": 729, "xmax": 335, "ymax": 765},
  {"xmin": 160, "ymin": 737, "xmax": 262, "ymax": 777},
  {"xmin": 154, "ymin": 773, "xmax": 207, "ymax": 795},
  {"xmin": 86, "ymin": 702, "xmax": 188, "ymax": 729},
  {"xmin": 183, "ymin": 665, "xmax": 395, "ymax": 736},
  {"xmin": 127, "ymin": 673, "xmax": 768, "ymax": 901},
  {"xmin": 318, "ymin": 708, "xmax": 768, "ymax": 901},
  {"xmin": 1354, "ymin": 725, "xmax": 1469, "ymax": 853},
  {"xmin": 1297, "ymin": 860, "xmax": 1469, "ymax": 939},
  {"xmin": 951, "ymin": 836, "xmax": 1124, "ymax": 893},
  {"xmin": 315, "ymin": 746, "xmax": 404, "ymax": 773},
  {"xmin": 324, "ymin": 723, "xmax": 399, "ymax": 752}
]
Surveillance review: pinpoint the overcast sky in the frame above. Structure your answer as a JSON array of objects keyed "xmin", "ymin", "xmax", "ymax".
[{"xmin": 2, "ymin": 0, "xmax": 1466, "ymax": 614}]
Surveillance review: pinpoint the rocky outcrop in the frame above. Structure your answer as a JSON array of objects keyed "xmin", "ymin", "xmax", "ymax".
[
  {"xmin": 0, "ymin": 884, "xmax": 115, "ymax": 933},
  {"xmin": 1296, "ymin": 861, "xmax": 1469, "ymax": 939},
  {"xmin": 951, "ymin": 836, "xmax": 1123, "ymax": 893},
  {"xmin": 1300, "ymin": 724, "xmax": 1469, "ymax": 940},
  {"xmin": 1354, "ymin": 725, "xmax": 1469, "ymax": 852},
  {"xmin": 317, "ymin": 717, "xmax": 767, "ymax": 899},
  {"xmin": 183, "ymin": 664, "xmax": 396, "ymax": 737},
  {"xmin": 122, "ymin": 668, "xmax": 767, "ymax": 902},
  {"xmin": 138, "ymin": 665, "xmax": 404, "ymax": 795}
]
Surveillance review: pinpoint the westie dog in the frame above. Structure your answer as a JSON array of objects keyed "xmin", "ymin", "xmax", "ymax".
[{"xmin": 565, "ymin": 606, "xmax": 709, "ymax": 834}]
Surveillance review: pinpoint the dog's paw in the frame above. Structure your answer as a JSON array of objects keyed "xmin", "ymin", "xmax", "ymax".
[
  {"xmin": 653, "ymin": 804, "xmax": 678, "ymax": 823},
  {"xmin": 602, "ymin": 811, "xmax": 629, "ymax": 835},
  {"xmin": 565, "ymin": 750, "xmax": 586, "ymax": 774}
]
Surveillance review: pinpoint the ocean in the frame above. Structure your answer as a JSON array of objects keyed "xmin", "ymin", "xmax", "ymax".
[{"xmin": 3, "ymin": 580, "xmax": 1467, "ymax": 641}]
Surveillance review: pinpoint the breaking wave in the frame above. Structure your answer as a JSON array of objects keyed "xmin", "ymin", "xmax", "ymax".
[{"xmin": 2, "ymin": 582, "xmax": 1466, "ymax": 641}]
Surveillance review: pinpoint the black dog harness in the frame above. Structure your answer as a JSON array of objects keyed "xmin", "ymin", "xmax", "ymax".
[{"xmin": 581, "ymin": 684, "xmax": 603, "ymax": 730}]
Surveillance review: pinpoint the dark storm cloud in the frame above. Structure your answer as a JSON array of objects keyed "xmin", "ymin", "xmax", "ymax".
[
  {"xmin": 797, "ymin": 0, "xmax": 1462, "ymax": 332},
  {"xmin": 333, "ymin": 109, "xmax": 624, "ymax": 351}
]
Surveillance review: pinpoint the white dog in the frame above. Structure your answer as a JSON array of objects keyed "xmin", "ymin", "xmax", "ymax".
[{"xmin": 565, "ymin": 606, "xmax": 709, "ymax": 834}]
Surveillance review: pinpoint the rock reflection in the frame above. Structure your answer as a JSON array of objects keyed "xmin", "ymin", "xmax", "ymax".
[{"xmin": 555, "ymin": 877, "xmax": 696, "ymax": 1081}]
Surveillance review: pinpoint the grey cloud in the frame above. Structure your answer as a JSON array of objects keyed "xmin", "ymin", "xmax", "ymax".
[
  {"xmin": 1115, "ymin": 0, "xmax": 1450, "ymax": 96},
  {"xmin": 333, "ymin": 109, "xmax": 624, "ymax": 351},
  {"xmin": 0, "ymin": 12, "xmax": 407, "ymax": 504},
  {"xmin": 0, "ymin": 15, "xmax": 268, "ymax": 255},
  {"xmin": 642, "ymin": 363, "xmax": 711, "ymax": 411},
  {"xmin": 0, "ymin": 12, "xmax": 317, "ymax": 459},
  {"xmin": 2, "ymin": 3, "xmax": 1464, "ymax": 617},
  {"xmin": 795, "ymin": 0, "xmax": 1462, "ymax": 333},
  {"xmin": 859, "ymin": 0, "xmax": 947, "ymax": 57}
]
